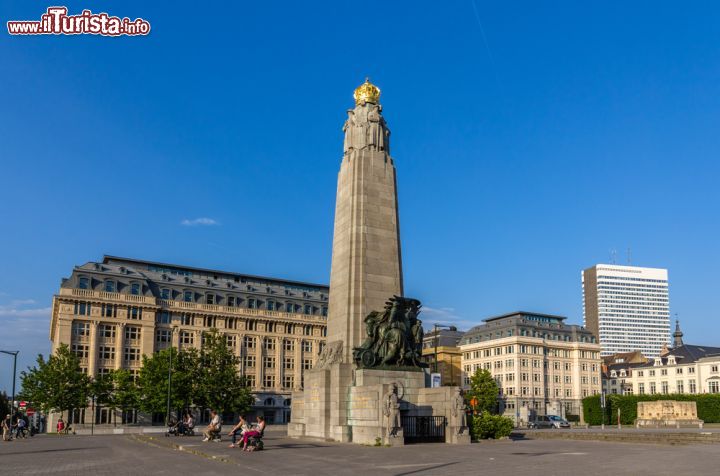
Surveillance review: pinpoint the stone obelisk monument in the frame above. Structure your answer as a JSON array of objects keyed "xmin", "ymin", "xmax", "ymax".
[
  {"xmin": 288, "ymin": 80, "xmax": 469, "ymax": 445},
  {"xmin": 327, "ymin": 78, "xmax": 403, "ymax": 364}
]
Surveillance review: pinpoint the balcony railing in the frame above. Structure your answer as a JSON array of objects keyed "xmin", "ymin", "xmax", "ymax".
[{"xmin": 60, "ymin": 288, "xmax": 156, "ymax": 305}]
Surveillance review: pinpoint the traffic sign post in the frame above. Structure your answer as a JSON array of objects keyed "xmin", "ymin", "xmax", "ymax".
[{"xmin": 600, "ymin": 392, "xmax": 606, "ymax": 430}]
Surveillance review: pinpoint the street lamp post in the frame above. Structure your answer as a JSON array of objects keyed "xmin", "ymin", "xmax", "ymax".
[
  {"xmin": 0, "ymin": 350, "xmax": 19, "ymax": 412},
  {"xmin": 165, "ymin": 327, "xmax": 177, "ymax": 428}
]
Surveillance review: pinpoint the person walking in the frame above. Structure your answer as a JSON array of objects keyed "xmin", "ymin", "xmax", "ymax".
[
  {"xmin": 227, "ymin": 415, "xmax": 249, "ymax": 448},
  {"xmin": 2, "ymin": 414, "xmax": 11, "ymax": 441},
  {"xmin": 15, "ymin": 415, "xmax": 27, "ymax": 438}
]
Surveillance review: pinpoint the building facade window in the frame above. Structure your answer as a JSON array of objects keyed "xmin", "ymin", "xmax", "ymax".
[
  {"xmin": 125, "ymin": 326, "xmax": 141, "ymax": 341},
  {"xmin": 72, "ymin": 344, "xmax": 89, "ymax": 359},
  {"xmin": 102, "ymin": 304, "xmax": 116, "ymax": 318},
  {"xmin": 124, "ymin": 348, "xmax": 140, "ymax": 363},
  {"xmin": 156, "ymin": 329, "xmax": 172, "ymax": 343},
  {"xmin": 74, "ymin": 302, "xmax": 91, "ymax": 316},
  {"xmin": 99, "ymin": 324, "xmax": 116, "ymax": 338},
  {"xmin": 98, "ymin": 346, "xmax": 115, "ymax": 360},
  {"xmin": 180, "ymin": 331, "xmax": 194, "ymax": 346},
  {"xmin": 156, "ymin": 311, "xmax": 171, "ymax": 324},
  {"xmin": 72, "ymin": 321, "xmax": 90, "ymax": 337},
  {"xmin": 244, "ymin": 336, "xmax": 256, "ymax": 349}
]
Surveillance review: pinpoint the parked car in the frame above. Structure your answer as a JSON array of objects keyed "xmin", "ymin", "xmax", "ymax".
[{"xmin": 528, "ymin": 415, "xmax": 571, "ymax": 429}]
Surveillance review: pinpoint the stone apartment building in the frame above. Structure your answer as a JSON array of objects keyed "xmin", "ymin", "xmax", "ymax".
[
  {"xmin": 626, "ymin": 323, "xmax": 720, "ymax": 396},
  {"xmin": 459, "ymin": 312, "xmax": 602, "ymax": 423},
  {"xmin": 49, "ymin": 256, "xmax": 329, "ymax": 427},
  {"xmin": 421, "ymin": 327, "xmax": 464, "ymax": 387},
  {"xmin": 601, "ymin": 350, "xmax": 648, "ymax": 395}
]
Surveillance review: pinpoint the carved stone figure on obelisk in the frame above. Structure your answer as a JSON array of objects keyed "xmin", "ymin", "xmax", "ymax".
[{"xmin": 324, "ymin": 78, "xmax": 404, "ymax": 365}]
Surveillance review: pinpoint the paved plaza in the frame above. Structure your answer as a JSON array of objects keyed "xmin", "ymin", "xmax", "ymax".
[{"xmin": 1, "ymin": 427, "xmax": 720, "ymax": 475}]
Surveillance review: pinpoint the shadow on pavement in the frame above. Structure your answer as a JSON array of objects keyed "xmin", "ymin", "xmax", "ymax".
[
  {"xmin": 395, "ymin": 461, "xmax": 459, "ymax": 476},
  {"xmin": 0, "ymin": 446, "xmax": 106, "ymax": 456}
]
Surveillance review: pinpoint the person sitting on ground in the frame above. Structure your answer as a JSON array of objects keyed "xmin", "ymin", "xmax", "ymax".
[
  {"xmin": 241, "ymin": 416, "xmax": 266, "ymax": 451},
  {"xmin": 202, "ymin": 410, "xmax": 222, "ymax": 442},
  {"xmin": 227, "ymin": 415, "xmax": 250, "ymax": 448}
]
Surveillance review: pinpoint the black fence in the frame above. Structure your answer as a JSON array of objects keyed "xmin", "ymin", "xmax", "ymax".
[{"xmin": 401, "ymin": 416, "xmax": 446, "ymax": 443}]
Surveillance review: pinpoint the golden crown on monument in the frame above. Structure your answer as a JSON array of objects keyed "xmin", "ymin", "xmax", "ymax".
[{"xmin": 353, "ymin": 78, "xmax": 381, "ymax": 105}]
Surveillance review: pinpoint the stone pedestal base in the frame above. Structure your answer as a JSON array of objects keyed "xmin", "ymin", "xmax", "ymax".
[
  {"xmin": 289, "ymin": 366, "xmax": 469, "ymax": 445},
  {"xmin": 448, "ymin": 427, "xmax": 471, "ymax": 444}
]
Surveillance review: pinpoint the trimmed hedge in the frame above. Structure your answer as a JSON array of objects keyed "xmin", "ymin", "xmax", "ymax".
[
  {"xmin": 468, "ymin": 411, "xmax": 514, "ymax": 439},
  {"xmin": 583, "ymin": 394, "xmax": 720, "ymax": 425}
]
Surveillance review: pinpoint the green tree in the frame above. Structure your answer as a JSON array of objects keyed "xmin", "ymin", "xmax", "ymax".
[
  {"xmin": 19, "ymin": 344, "xmax": 90, "ymax": 423},
  {"xmin": 195, "ymin": 330, "xmax": 253, "ymax": 415},
  {"xmin": 136, "ymin": 347, "xmax": 188, "ymax": 415},
  {"xmin": 89, "ymin": 370, "xmax": 139, "ymax": 426},
  {"xmin": 0, "ymin": 391, "xmax": 10, "ymax": 418},
  {"xmin": 111, "ymin": 369, "xmax": 139, "ymax": 418},
  {"xmin": 465, "ymin": 368, "xmax": 500, "ymax": 414}
]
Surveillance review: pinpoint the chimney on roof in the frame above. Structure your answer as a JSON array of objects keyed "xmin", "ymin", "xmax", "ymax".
[{"xmin": 673, "ymin": 319, "xmax": 684, "ymax": 348}]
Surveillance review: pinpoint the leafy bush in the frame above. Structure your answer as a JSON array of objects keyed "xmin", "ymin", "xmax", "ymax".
[
  {"xmin": 469, "ymin": 411, "xmax": 514, "ymax": 440},
  {"xmin": 582, "ymin": 394, "xmax": 720, "ymax": 425},
  {"xmin": 566, "ymin": 414, "xmax": 580, "ymax": 423}
]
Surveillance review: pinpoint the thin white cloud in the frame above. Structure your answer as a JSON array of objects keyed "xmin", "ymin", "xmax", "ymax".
[
  {"xmin": 180, "ymin": 217, "xmax": 219, "ymax": 227},
  {"xmin": 421, "ymin": 305, "xmax": 478, "ymax": 331},
  {"xmin": 0, "ymin": 299, "xmax": 51, "ymax": 336}
]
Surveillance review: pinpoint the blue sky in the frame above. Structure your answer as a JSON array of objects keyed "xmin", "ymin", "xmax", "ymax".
[{"xmin": 1, "ymin": 1, "xmax": 719, "ymax": 394}]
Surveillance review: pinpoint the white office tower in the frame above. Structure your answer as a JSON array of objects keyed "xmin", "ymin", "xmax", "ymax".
[{"xmin": 582, "ymin": 264, "xmax": 670, "ymax": 357}]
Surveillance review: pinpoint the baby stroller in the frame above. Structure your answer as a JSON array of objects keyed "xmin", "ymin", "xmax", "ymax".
[{"xmin": 166, "ymin": 419, "xmax": 183, "ymax": 437}]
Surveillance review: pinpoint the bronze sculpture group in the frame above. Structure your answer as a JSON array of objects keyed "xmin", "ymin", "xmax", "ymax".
[{"xmin": 353, "ymin": 295, "xmax": 427, "ymax": 369}]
